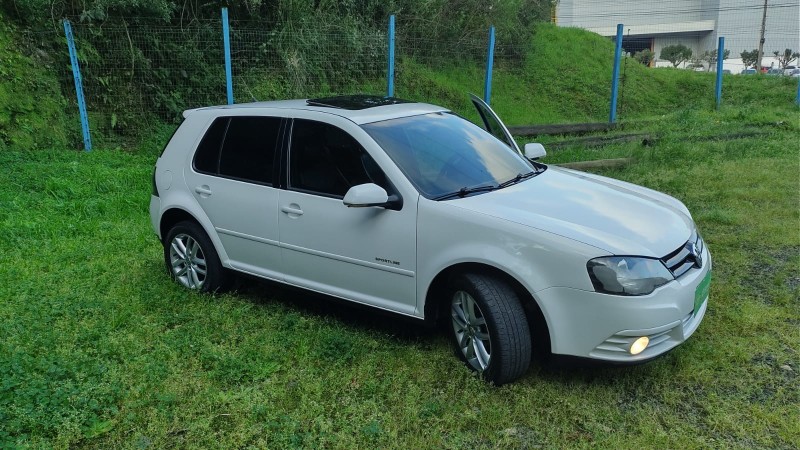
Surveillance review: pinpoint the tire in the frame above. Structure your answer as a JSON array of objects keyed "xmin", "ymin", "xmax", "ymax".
[
  {"xmin": 447, "ymin": 273, "xmax": 531, "ymax": 385},
  {"xmin": 163, "ymin": 221, "xmax": 232, "ymax": 293}
]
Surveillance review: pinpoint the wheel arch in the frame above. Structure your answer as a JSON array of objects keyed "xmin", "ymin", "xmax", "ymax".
[
  {"xmin": 424, "ymin": 262, "xmax": 552, "ymax": 358},
  {"xmin": 159, "ymin": 207, "xmax": 202, "ymax": 242}
]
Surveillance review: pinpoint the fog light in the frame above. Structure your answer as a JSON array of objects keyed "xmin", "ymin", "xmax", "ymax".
[{"xmin": 630, "ymin": 336, "xmax": 649, "ymax": 355}]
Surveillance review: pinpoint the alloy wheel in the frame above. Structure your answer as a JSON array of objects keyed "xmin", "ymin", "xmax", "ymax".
[
  {"xmin": 451, "ymin": 290, "xmax": 492, "ymax": 371},
  {"xmin": 169, "ymin": 233, "xmax": 207, "ymax": 289}
]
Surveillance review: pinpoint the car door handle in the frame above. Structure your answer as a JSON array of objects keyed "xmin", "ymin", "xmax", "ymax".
[
  {"xmin": 281, "ymin": 205, "xmax": 304, "ymax": 216},
  {"xmin": 195, "ymin": 185, "xmax": 212, "ymax": 197}
]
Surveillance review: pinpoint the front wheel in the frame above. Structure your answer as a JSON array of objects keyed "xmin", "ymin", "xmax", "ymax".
[
  {"xmin": 448, "ymin": 273, "xmax": 531, "ymax": 385},
  {"xmin": 164, "ymin": 221, "xmax": 232, "ymax": 293}
]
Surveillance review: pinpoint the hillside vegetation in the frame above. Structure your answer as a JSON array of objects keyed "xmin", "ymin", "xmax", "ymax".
[
  {"xmin": 2, "ymin": 2, "xmax": 798, "ymax": 149},
  {"xmin": 0, "ymin": 15, "xmax": 70, "ymax": 151}
]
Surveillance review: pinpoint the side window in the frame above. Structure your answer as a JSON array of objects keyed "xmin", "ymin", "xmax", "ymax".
[
  {"xmin": 192, "ymin": 116, "xmax": 281, "ymax": 185},
  {"xmin": 219, "ymin": 117, "xmax": 281, "ymax": 185},
  {"xmin": 289, "ymin": 119, "xmax": 388, "ymax": 198},
  {"xmin": 193, "ymin": 117, "xmax": 229, "ymax": 174}
]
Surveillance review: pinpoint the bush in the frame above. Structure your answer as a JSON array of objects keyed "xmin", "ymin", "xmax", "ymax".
[{"xmin": 0, "ymin": 16, "xmax": 70, "ymax": 151}]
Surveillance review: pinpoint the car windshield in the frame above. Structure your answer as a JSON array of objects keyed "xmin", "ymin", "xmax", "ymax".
[{"xmin": 362, "ymin": 112, "xmax": 535, "ymax": 199}]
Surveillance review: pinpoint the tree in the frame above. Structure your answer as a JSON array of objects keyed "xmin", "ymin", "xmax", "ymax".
[
  {"xmin": 740, "ymin": 49, "xmax": 759, "ymax": 69},
  {"xmin": 772, "ymin": 49, "xmax": 800, "ymax": 69},
  {"xmin": 700, "ymin": 49, "xmax": 730, "ymax": 70},
  {"xmin": 660, "ymin": 44, "xmax": 693, "ymax": 68},
  {"xmin": 633, "ymin": 49, "xmax": 655, "ymax": 66}
]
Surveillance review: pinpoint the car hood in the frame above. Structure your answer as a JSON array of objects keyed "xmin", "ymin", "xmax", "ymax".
[{"xmin": 451, "ymin": 166, "xmax": 694, "ymax": 257}]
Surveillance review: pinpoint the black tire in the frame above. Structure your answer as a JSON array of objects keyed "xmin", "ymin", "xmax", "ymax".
[
  {"xmin": 447, "ymin": 273, "xmax": 531, "ymax": 385},
  {"xmin": 163, "ymin": 220, "xmax": 232, "ymax": 293}
]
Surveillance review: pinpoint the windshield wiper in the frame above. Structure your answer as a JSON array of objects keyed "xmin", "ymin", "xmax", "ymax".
[
  {"xmin": 433, "ymin": 184, "xmax": 497, "ymax": 201},
  {"xmin": 497, "ymin": 171, "xmax": 537, "ymax": 189}
]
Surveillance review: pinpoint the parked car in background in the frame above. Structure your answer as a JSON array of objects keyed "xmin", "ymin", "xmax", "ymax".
[
  {"xmin": 766, "ymin": 68, "xmax": 784, "ymax": 76},
  {"xmin": 150, "ymin": 94, "xmax": 711, "ymax": 385},
  {"xmin": 740, "ymin": 68, "xmax": 756, "ymax": 75},
  {"xmin": 784, "ymin": 66, "xmax": 797, "ymax": 76},
  {"xmin": 790, "ymin": 68, "xmax": 800, "ymax": 77}
]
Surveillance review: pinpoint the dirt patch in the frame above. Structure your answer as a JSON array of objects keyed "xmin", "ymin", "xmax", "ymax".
[{"xmin": 743, "ymin": 245, "xmax": 800, "ymax": 304}]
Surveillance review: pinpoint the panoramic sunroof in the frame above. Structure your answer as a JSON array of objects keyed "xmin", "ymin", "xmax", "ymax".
[{"xmin": 306, "ymin": 95, "xmax": 412, "ymax": 110}]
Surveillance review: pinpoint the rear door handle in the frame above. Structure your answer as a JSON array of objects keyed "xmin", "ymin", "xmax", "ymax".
[
  {"xmin": 281, "ymin": 205, "xmax": 304, "ymax": 216},
  {"xmin": 195, "ymin": 185, "xmax": 212, "ymax": 197}
]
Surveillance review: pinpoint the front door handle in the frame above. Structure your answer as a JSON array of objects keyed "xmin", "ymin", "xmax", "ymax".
[
  {"xmin": 281, "ymin": 204, "xmax": 304, "ymax": 216},
  {"xmin": 195, "ymin": 185, "xmax": 212, "ymax": 197}
]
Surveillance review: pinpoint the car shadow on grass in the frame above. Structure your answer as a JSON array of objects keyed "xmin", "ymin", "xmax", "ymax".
[
  {"xmin": 231, "ymin": 275, "xmax": 440, "ymax": 345},
  {"xmin": 230, "ymin": 274, "xmax": 685, "ymax": 384}
]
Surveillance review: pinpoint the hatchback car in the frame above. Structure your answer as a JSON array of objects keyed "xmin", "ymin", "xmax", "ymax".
[{"xmin": 150, "ymin": 94, "xmax": 711, "ymax": 384}]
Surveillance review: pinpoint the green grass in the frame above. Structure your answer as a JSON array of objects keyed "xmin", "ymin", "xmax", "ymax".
[
  {"xmin": 392, "ymin": 24, "xmax": 800, "ymax": 127},
  {"xmin": 1, "ymin": 102, "xmax": 798, "ymax": 448}
]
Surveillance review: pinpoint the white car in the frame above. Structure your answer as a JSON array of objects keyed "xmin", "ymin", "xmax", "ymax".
[{"xmin": 150, "ymin": 94, "xmax": 711, "ymax": 384}]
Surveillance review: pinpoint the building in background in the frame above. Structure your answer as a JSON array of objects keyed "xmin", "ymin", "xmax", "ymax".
[{"xmin": 555, "ymin": 0, "xmax": 800, "ymax": 72}]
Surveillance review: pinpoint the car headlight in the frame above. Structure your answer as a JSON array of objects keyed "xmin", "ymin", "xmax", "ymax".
[{"xmin": 587, "ymin": 256, "xmax": 674, "ymax": 296}]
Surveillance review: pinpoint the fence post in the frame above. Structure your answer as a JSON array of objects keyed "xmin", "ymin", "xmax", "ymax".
[
  {"xmin": 62, "ymin": 19, "xmax": 92, "ymax": 151},
  {"xmin": 484, "ymin": 26, "xmax": 496, "ymax": 105},
  {"xmin": 222, "ymin": 7, "xmax": 234, "ymax": 104},
  {"xmin": 387, "ymin": 15, "xmax": 395, "ymax": 97},
  {"xmin": 796, "ymin": 77, "xmax": 799, "ymax": 107},
  {"xmin": 715, "ymin": 36, "xmax": 725, "ymax": 110},
  {"xmin": 609, "ymin": 24, "xmax": 623, "ymax": 124}
]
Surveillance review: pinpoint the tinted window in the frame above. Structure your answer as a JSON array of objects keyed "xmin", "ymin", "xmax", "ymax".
[
  {"xmin": 218, "ymin": 117, "xmax": 281, "ymax": 184},
  {"xmin": 289, "ymin": 119, "xmax": 388, "ymax": 198},
  {"xmin": 193, "ymin": 117, "xmax": 228, "ymax": 173},
  {"xmin": 362, "ymin": 113, "xmax": 532, "ymax": 199}
]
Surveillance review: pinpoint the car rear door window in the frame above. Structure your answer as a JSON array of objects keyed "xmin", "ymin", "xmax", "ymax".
[
  {"xmin": 193, "ymin": 117, "xmax": 228, "ymax": 174},
  {"xmin": 193, "ymin": 116, "xmax": 281, "ymax": 185},
  {"xmin": 289, "ymin": 119, "xmax": 388, "ymax": 198}
]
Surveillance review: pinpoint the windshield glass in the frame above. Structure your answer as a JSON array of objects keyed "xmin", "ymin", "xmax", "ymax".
[{"xmin": 362, "ymin": 112, "xmax": 534, "ymax": 199}]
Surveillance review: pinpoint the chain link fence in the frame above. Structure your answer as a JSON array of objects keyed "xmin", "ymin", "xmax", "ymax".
[
  {"xmin": 33, "ymin": 2, "xmax": 800, "ymax": 149},
  {"xmin": 229, "ymin": 21, "xmax": 387, "ymax": 103}
]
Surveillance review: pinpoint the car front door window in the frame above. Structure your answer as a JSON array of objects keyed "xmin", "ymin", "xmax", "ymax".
[{"xmin": 288, "ymin": 119, "xmax": 389, "ymax": 197}]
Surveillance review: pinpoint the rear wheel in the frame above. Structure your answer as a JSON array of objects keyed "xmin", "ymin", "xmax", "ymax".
[
  {"xmin": 164, "ymin": 221, "xmax": 232, "ymax": 293},
  {"xmin": 448, "ymin": 273, "xmax": 531, "ymax": 385}
]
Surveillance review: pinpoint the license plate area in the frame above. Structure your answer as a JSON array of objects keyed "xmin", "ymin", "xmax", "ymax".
[{"xmin": 694, "ymin": 270, "xmax": 711, "ymax": 315}]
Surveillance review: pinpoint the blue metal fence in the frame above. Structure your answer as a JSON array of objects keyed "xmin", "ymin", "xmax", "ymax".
[
  {"xmin": 59, "ymin": 12, "xmax": 794, "ymax": 149},
  {"xmin": 63, "ymin": 19, "xmax": 92, "ymax": 151},
  {"xmin": 387, "ymin": 15, "xmax": 396, "ymax": 97},
  {"xmin": 715, "ymin": 37, "xmax": 725, "ymax": 109},
  {"xmin": 483, "ymin": 26, "xmax": 496, "ymax": 105},
  {"xmin": 609, "ymin": 24, "xmax": 624, "ymax": 124},
  {"xmin": 222, "ymin": 8, "xmax": 234, "ymax": 105}
]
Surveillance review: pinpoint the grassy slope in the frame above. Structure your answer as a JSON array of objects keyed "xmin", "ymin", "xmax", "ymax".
[{"xmin": 394, "ymin": 24, "xmax": 799, "ymax": 126}]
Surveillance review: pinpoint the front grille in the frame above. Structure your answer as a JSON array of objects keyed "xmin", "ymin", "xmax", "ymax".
[{"xmin": 661, "ymin": 230, "xmax": 704, "ymax": 278}]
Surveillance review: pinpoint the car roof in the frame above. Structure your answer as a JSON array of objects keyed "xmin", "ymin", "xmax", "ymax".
[{"xmin": 183, "ymin": 95, "xmax": 450, "ymax": 125}]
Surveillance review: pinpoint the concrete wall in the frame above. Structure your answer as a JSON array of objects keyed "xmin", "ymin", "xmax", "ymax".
[
  {"xmin": 557, "ymin": 0, "xmax": 800, "ymax": 73},
  {"xmin": 557, "ymin": 0, "xmax": 719, "ymax": 30}
]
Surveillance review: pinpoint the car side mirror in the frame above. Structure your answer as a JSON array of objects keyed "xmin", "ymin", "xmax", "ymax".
[
  {"xmin": 343, "ymin": 183, "xmax": 391, "ymax": 208},
  {"xmin": 523, "ymin": 143, "xmax": 546, "ymax": 160}
]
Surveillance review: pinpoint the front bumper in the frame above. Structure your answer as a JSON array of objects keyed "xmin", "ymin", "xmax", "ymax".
[{"xmin": 536, "ymin": 246, "xmax": 711, "ymax": 362}]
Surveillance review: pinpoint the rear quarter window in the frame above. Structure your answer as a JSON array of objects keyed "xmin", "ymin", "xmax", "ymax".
[
  {"xmin": 193, "ymin": 117, "xmax": 229, "ymax": 173},
  {"xmin": 192, "ymin": 116, "xmax": 282, "ymax": 185}
]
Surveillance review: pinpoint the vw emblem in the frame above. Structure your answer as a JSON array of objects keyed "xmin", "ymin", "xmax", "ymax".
[{"xmin": 687, "ymin": 242, "xmax": 703, "ymax": 268}]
